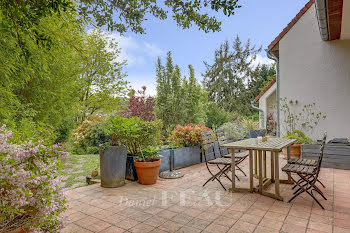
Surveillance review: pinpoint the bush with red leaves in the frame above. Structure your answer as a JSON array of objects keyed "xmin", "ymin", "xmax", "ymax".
[{"xmin": 168, "ymin": 123, "xmax": 212, "ymax": 147}]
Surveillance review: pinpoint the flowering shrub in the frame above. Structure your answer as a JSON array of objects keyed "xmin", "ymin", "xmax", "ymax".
[
  {"xmin": 168, "ymin": 123, "xmax": 211, "ymax": 147},
  {"xmin": 122, "ymin": 86, "xmax": 155, "ymax": 121},
  {"xmin": 71, "ymin": 116, "xmax": 109, "ymax": 153},
  {"xmin": 0, "ymin": 126, "xmax": 68, "ymax": 232},
  {"xmin": 217, "ymin": 121, "xmax": 248, "ymax": 140}
]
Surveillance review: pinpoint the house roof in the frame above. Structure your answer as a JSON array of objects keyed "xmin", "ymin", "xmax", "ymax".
[
  {"xmin": 254, "ymin": 78, "xmax": 276, "ymax": 103},
  {"xmin": 268, "ymin": 0, "xmax": 314, "ymax": 51}
]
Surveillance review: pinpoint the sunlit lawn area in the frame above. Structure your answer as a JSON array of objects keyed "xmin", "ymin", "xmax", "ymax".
[{"xmin": 58, "ymin": 154, "xmax": 100, "ymax": 189}]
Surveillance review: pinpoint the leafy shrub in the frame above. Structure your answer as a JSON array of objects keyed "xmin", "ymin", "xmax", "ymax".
[
  {"xmin": 205, "ymin": 102, "xmax": 238, "ymax": 129},
  {"xmin": 0, "ymin": 125, "xmax": 68, "ymax": 232},
  {"xmin": 218, "ymin": 121, "xmax": 248, "ymax": 140},
  {"xmin": 168, "ymin": 123, "xmax": 211, "ymax": 147},
  {"xmin": 87, "ymin": 146, "xmax": 99, "ymax": 154},
  {"xmin": 104, "ymin": 115, "xmax": 162, "ymax": 155},
  {"xmin": 284, "ymin": 130, "xmax": 313, "ymax": 144},
  {"xmin": 137, "ymin": 146, "xmax": 161, "ymax": 162},
  {"xmin": 86, "ymin": 123, "xmax": 111, "ymax": 147}
]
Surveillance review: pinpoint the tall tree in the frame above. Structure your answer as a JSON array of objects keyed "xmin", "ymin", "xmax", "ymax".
[
  {"xmin": 245, "ymin": 64, "xmax": 276, "ymax": 104},
  {"xmin": 0, "ymin": 11, "xmax": 83, "ymax": 128},
  {"xmin": 1, "ymin": 0, "xmax": 241, "ymax": 37},
  {"xmin": 203, "ymin": 36, "xmax": 261, "ymax": 116},
  {"xmin": 78, "ymin": 29, "xmax": 129, "ymax": 122},
  {"xmin": 170, "ymin": 65, "xmax": 184, "ymax": 126},
  {"xmin": 184, "ymin": 65, "xmax": 201, "ymax": 124},
  {"xmin": 156, "ymin": 52, "xmax": 207, "ymax": 137},
  {"xmin": 155, "ymin": 57, "xmax": 169, "ymax": 128}
]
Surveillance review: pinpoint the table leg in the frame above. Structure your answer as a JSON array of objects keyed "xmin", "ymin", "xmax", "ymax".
[
  {"xmin": 263, "ymin": 151, "xmax": 267, "ymax": 178},
  {"xmin": 271, "ymin": 151, "xmax": 275, "ymax": 183},
  {"xmin": 249, "ymin": 150, "xmax": 253, "ymax": 192},
  {"xmin": 254, "ymin": 150, "xmax": 257, "ymax": 177},
  {"xmin": 258, "ymin": 150, "xmax": 263, "ymax": 194},
  {"xmin": 231, "ymin": 149, "xmax": 236, "ymax": 191},
  {"xmin": 287, "ymin": 146, "xmax": 292, "ymax": 182},
  {"xmin": 274, "ymin": 151, "xmax": 280, "ymax": 197}
]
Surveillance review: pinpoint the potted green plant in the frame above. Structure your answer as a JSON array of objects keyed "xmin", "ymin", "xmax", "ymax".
[
  {"xmin": 104, "ymin": 115, "xmax": 162, "ymax": 181},
  {"xmin": 242, "ymin": 118, "xmax": 265, "ymax": 138},
  {"xmin": 280, "ymin": 98, "xmax": 326, "ymax": 158},
  {"xmin": 282, "ymin": 130, "xmax": 313, "ymax": 159},
  {"xmin": 134, "ymin": 146, "xmax": 162, "ymax": 185}
]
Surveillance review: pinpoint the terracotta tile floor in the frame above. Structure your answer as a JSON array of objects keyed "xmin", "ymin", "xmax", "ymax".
[{"xmin": 62, "ymin": 154, "xmax": 350, "ymax": 233}]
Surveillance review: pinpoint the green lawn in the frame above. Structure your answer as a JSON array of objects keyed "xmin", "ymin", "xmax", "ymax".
[{"xmin": 58, "ymin": 154, "xmax": 100, "ymax": 189}]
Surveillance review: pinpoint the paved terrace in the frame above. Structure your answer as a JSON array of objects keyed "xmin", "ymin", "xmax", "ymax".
[{"xmin": 62, "ymin": 154, "xmax": 350, "ymax": 233}]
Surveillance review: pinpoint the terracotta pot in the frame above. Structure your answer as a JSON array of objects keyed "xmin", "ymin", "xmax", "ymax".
[
  {"xmin": 134, "ymin": 159, "xmax": 161, "ymax": 185},
  {"xmin": 282, "ymin": 144, "xmax": 301, "ymax": 159}
]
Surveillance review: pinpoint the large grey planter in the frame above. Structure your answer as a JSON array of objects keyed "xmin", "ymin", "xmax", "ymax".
[
  {"xmin": 100, "ymin": 146, "xmax": 127, "ymax": 188},
  {"xmin": 173, "ymin": 146, "xmax": 201, "ymax": 169},
  {"xmin": 302, "ymin": 144, "xmax": 350, "ymax": 170},
  {"xmin": 249, "ymin": 129, "xmax": 266, "ymax": 138},
  {"xmin": 159, "ymin": 146, "xmax": 201, "ymax": 171},
  {"xmin": 159, "ymin": 149, "xmax": 171, "ymax": 172}
]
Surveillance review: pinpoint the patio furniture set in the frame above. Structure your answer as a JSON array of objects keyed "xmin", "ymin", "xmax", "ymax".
[{"xmin": 201, "ymin": 130, "xmax": 328, "ymax": 209}]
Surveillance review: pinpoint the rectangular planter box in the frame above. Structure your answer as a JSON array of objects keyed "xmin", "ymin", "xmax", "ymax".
[
  {"xmin": 173, "ymin": 146, "xmax": 201, "ymax": 169},
  {"xmin": 159, "ymin": 149, "xmax": 171, "ymax": 172},
  {"xmin": 302, "ymin": 144, "xmax": 350, "ymax": 170},
  {"xmin": 159, "ymin": 146, "xmax": 201, "ymax": 172}
]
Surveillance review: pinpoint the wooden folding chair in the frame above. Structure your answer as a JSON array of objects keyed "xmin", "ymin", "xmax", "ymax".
[
  {"xmin": 282, "ymin": 132, "xmax": 327, "ymax": 209},
  {"xmin": 201, "ymin": 131, "xmax": 239, "ymax": 191},
  {"xmin": 216, "ymin": 129, "xmax": 248, "ymax": 177},
  {"xmin": 288, "ymin": 158, "xmax": 326, "ymax": 191}
]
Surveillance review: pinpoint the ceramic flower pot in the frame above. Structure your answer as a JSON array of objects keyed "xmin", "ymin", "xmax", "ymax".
[
  {"xmin": 282, "ymin": 144, "xmax": 301, "ymax": 159},
  {"xmin": 134, "ymin": 159, "xmax": 161, "ymax": 185}
]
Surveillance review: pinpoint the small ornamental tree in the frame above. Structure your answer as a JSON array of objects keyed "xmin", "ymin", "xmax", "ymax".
[{"xmin": 123, "ymin": 86, "xmax": 156, "ymax": 121}]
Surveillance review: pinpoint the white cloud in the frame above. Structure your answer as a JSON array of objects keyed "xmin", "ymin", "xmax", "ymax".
[
  {"xmin": 87, "ymin": 29, "xmax": 164, "ymax": 67},
  {"xmin": 249, "ymin": 54, "xmax": 274, "ymax": 68},
  {"xmin": 144, "ymin": 42, "xmax": 164, "ymax": 57},
  {"xmin": 128, "ymin": 77, "xmax": 157, "ymax": 97},
  {"xmin": 101, "ymin": 31, "xmax": 164, "ymax": 66}
]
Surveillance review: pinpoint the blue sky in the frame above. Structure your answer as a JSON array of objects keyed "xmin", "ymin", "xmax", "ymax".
[{"xmin": 108, "ymin": 0, "xmax": 309, "ymax": 95}]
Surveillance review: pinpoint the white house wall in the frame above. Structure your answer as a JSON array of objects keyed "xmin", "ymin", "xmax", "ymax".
[
  {"xmin": 258, "ymin": 83, "xmax": 276, "ymax": 128},
  {"xmin": 279, "ymin": 4, "xmax": 350, "ymax": 140}
]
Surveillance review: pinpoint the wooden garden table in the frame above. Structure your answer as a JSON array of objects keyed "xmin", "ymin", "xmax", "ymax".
[{"xmin": 221, "ymin": 138, "xmax": 296, "ymax": 201}]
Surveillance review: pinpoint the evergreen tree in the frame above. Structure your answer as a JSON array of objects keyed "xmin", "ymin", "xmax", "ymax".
[
  {"xmin": 203, "ymin": 36, "xmax": 262, "ymax": 116},
  {"xmin": 184, "ymin": 65, "xmax": 201, "ymax": 124},
  {"xmin": 170, "ymin": 65, "xmax": 184, "ymax": 126},
  {"xmin": 155, "ymin": 52, "xmax": 207, "ymax": 137}
]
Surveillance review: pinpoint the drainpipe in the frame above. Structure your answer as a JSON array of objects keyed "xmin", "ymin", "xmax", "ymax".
[
  {"xmin": 266, "ymin": 49, "xmax": 280, "ymax": 137},
  {"xmin": 315, "ymin": 0, "xmax": 329, "ymax": 41},
  {"xmin": 251, "ymin": 101, "xmax": 265, "ymax": 129}
]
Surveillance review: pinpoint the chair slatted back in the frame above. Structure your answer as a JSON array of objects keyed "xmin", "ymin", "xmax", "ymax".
[
  {"xmin": 216, "ymin": 129, "xmax": 229, "ymax": 156},
  {"xmin": 315, "ymin": 132, "xmax": 327, "ymax": 177},
  {"xmin": 201, "ymin": 131, "xmax": 216, "ymax": 162}
]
